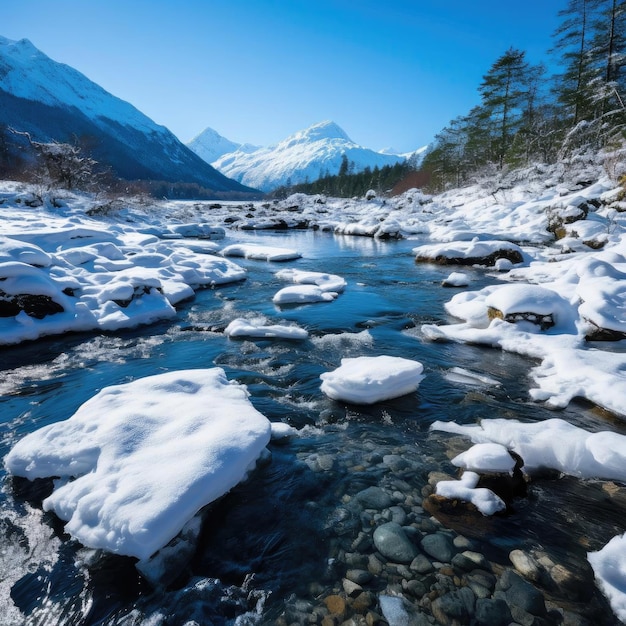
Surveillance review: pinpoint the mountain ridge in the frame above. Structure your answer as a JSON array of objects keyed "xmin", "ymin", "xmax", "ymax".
[{"xmin": 0, "ymin": 36, "xmax": 258, "ymax": 197}]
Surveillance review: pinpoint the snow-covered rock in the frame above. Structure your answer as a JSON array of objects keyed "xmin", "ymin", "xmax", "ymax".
[
  {"xmin": 414, "ymin": 239, "xmax": 524, "ymax": 267},
  {"xmin": 4, "ymin": 368, "xmax": 272, "ymax": 561},
  {"xmin": 224, "ymin": 317, "xmax": 308, "ymax": 340},
  {"xmin": 275, "ymin": 268, "xmax": 346, "ymax": 293},
  {"xmin": 273, "ymin": 284, "xmax": 338, "ymax": 305},
  {"xmin": 320, "ymin": 355, "xmax": 425, "ymax": 404},
  {"xmin": 220, "ymin": 243, "xmax": 302, "ymax": 262}
]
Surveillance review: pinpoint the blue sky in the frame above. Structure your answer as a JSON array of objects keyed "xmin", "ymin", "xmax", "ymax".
[{"xmin": 5, "ymin": 1, "xmax": 564, "ymax": 152}]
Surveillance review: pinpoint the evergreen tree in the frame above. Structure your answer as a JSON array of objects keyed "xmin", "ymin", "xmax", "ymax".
[
  {"xmin": 551, "ymin": 0, "xmax": 603, "ymax": 125},
  {"xmin": 478, "ymin": 47, "xmax": 532, "ymax": 167}
]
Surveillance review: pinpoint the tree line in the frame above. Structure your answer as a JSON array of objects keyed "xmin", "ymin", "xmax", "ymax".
[
  {"xmin": 272, "ymin": 156, "xmax": 417, "ymax": 199},
  {"xmin": 421, "ymin": 0, "xmax": 626, "ymax": 190}
]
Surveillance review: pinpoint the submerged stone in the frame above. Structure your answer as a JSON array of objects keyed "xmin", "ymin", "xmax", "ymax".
[{"xmin": 372, "ymin": 522, "xmax": 418, "ymax": 563}]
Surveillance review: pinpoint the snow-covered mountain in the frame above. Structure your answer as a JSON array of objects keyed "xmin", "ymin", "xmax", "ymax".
[
  {"xmin": 186, "ymin": 127, "xmax": 261, "ymax": 164},
  {"xmin": 0, "ymin": 36, "xmax": 257, "ymax": 196},
  {"xmin": 191, "ymin": 121, "xmax": 422, "ymax": 192}
]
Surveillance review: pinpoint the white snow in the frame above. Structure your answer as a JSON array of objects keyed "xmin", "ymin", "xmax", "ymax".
[
  {"xmin": 224, "ymin": 317, "xmax": 308, "ymax": 340},
  {"xmin": 220, "ymin": 243, "xmax": 302, "ymax": 262},
  {"xmin": 431, "ymin": 415, "xmax": 626, "ymax": 615},
  {"xmin": 320, "ymin": 355, "xmax": 424, "ymax": 404},
  {"xmin": 4, "ymin": 369, "xmax": 272, "ymax": 561},
  {"xmin": 430, "ymin": 418, "xmax": 626, "ymax": 483},
  {"xmin": 186, "ymin": 126, "xmax": 245, "ymax": 164},
  {"xmin": 588, "ymin": 533, "xmax": 626, "ymax": 622},
  {"xmin": 451, "ymin": 443, "xmax": 517, "ymax": 474},
  {"xmin": 0, "ymin": 232, "xmax": 247, "ymax": 345}
]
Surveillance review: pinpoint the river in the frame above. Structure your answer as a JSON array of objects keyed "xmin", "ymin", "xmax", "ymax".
[{"xmin": 1, "ymin": 230, "xmax": 624, "ymax": 624}]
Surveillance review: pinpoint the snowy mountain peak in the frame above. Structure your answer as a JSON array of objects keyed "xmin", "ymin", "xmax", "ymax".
[
  {"xmin": 289, "ymin": 120, "xmax": 352, "ymax": 144},
  {"xmin": 187, "ymin": 126, "xmax": 243, "ymax": 164},
  {"xmin": 203, "ymin": 121, "xmax": 412, "ymax": 192}
]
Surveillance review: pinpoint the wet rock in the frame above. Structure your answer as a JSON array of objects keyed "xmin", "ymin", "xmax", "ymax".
[
  {"xmin": 451, "ymin": 550, "xmax": 490, "ymax": 572},
  {"xmin": 420, "ymin": 532, "xmax": 456, "ymax": 563},
  {"xmin": 465, "ymin": 569, "xmax": 496, "ymax": 594},
  {"xmin": 474, "ymin": 597, "xmax": 513, "ymax": 626},
  {"xmin": 509, "ymin": 549, "xmax": 545, "ymax": 584},
  {"xmin": 549, "ymin": 562, "xmax": 594, "ymax": 601},
  {"xmin": 388, "ymin": 506, "xmax": 407, "ymax": 526},
  {"xmin": 373, "ymin": 522, "xmax": 418, "ymax": 563},
  {"xmin": 346, "ymin": 569, "xmax": 372, "ymax": 585},
  {"xmin": 430, "ymin": 587, "xmax": 476, "ymax": 624},
  {"xmin": 324, "ymin": 594, "xmax": 347, "ymax": 618},
  {"xmin": 343, "ymin": 578, "xmax": 363, "ymax": 597},
  {"xmin": 410, "ymin": 553, "xmax": 434, "ymax": 575},
  {"xmin": 351, "ymin": 591, "xmax": 375, "ymax": 614},
  {"xmin": 383, "ymin": 454, "xmax": 411, "ymax": 472},
  {"xmin": 497, "ymin": 569, "xmax": 547, "ymax": 617},
  {"xmin": 404, "ymin": 578, "xmax": 428, "ymax": 598},
  {"xmin": 351, "ymin": 531, "xmax": 373, "ymax": 552},
  {"xmin": 367, "ymin": 553, "xmax": 384, "ymax": 576},
  {"xmin": 355, "ymin": 486, "xmax": 393, "ymax": 510}
]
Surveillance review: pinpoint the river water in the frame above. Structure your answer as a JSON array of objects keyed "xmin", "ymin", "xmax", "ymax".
[{"xmin": 1, "ymin": 230, "xmax": 625, "ymax": 624}]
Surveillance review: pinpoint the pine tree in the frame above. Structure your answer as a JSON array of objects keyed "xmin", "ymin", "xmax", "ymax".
[{"xmin": 478, "ymin": 47, "xmax": 532, "ymax": 167}]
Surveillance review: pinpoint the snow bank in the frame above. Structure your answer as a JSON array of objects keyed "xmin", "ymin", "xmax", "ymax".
[
  {"xmin": 320, "ymin": 355, "xmax": 424, "ymax": 404},
  {"xmin": 588, "ymin": 533, "xmax": 626, "ymax": 622},
  {"xmin": 0, "ymin": 235, "xmax": 247, "ymax": 345},
  {"xmin": 430, "ymin": 418, "xmax": 626, "ymax": 482},
  {"xmin": 4, "ymin": 369, "xmax": 272, "ymax": 561}
]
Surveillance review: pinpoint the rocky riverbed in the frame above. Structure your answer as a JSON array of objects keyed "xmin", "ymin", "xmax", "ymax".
[{"xmin": 270, "ymin": 433, "xmax": 616, "ymax": 626}]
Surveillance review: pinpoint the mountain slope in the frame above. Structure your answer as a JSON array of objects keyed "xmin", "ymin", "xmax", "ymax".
[
  {"xmin": 187, "ymin": 127, "xmax": 245, "ymax": 164},
  {"xmin": 0, "ymin": 36, "xmax": 258, "ymax": 196},
  {"xmin": 201, "ymin": 121, "xmax": 416, "ymax": 192}
]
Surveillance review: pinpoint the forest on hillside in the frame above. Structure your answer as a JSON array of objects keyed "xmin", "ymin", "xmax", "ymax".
[{"xmin": 421, "ymin": 0, "xmax": 626, "ymax": 191}]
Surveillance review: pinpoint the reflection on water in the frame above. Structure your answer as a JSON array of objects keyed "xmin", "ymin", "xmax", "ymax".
[{"xmin": 1, "ymin": 231, "xmax": 624, "ymax": 624}]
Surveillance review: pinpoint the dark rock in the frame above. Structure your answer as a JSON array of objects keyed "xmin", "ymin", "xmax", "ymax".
[
  {"xmin": 431, "ymin": 587, "xmax": 476, "ymax": 624},
  {"xmin": 345, "ymin": 569, "xmax": 372, "ymax": 585},
  {"xmin": 354, "ymin": 486, "xmax": 393, "ymax": 510},
  {"xmin": 475, "ymin": 598, "xmax": 513, "ymax": 626},
  {"xmin": 0, "ymin": 292, "xmax": 64, "ymax": 319},
  {"xmin": 410, "ymin": 553, "xmax": 434, "ymax": 575},
  {"xmin": 498, "ymin": 569, "xmax": 547, "ymax": 616},
  {"xmin": 420, "ymin": 532, "xmax": 456, "ymax": 563},
  {"xmin": 372, "ymin": 522, "xmax": 418, "ymax": 563}
]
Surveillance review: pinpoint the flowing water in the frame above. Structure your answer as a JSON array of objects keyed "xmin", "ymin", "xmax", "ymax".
[{"xmin": 1, "ymin": 231, "xmax": 625, "ymax": 624}]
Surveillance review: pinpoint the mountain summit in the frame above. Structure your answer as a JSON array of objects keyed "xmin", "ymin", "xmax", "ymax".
[
  {"xmin": 0, "ymin": 36, "xmax": 257, "ymax": 196},
  {"xmin": 190, "ymin": 121, "xmax": 414, "ymax": 192}
]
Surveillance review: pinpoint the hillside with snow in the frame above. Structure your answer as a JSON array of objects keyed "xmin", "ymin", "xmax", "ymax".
[
  {"xmin": 195, "ymin": 121, "xmax": 424, "ymax": 192},
  {"xmin": 0, "ymin": 36, "xmax": 257, "ymax": 196}
]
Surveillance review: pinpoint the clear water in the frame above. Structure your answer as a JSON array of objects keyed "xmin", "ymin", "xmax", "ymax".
[{"xmin": 1, "ymin": 230, "xmax": 624, "ymax": 624}]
